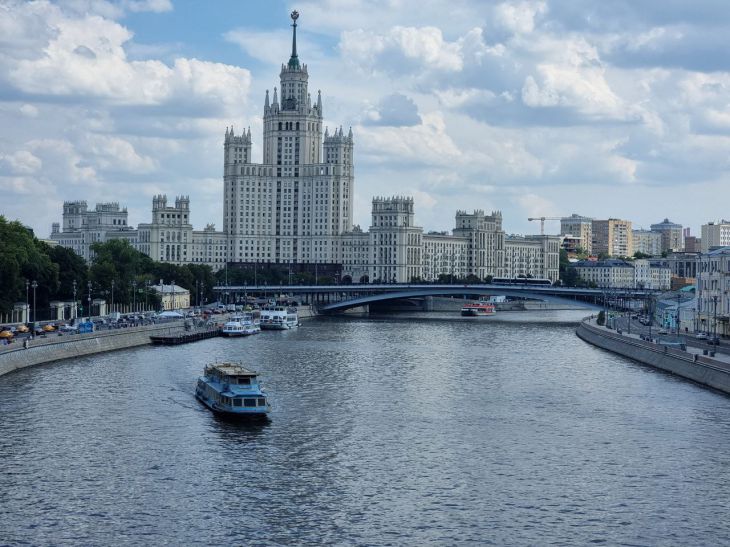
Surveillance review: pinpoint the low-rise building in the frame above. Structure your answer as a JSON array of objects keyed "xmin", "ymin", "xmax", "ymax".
[
  {"xmin": 634, "ymin": 259, "xmax": 671, "ymax": 290},
  {"xmin": 570, "ymin": 259, "xmax": 635, "ymax": 288},
  {"xmin": 151, "ymin": 283, "xmax": 190, "ymax": 310}
]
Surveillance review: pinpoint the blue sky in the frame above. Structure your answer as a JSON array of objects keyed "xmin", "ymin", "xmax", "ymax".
[{"xmin": 1, "ymin": 0, "xmax": 729, "ymax": 239}]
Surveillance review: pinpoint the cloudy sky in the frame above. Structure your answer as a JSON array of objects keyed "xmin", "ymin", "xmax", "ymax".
[{"xmin": 1, "ymin": 0, "xmax": 728, "ymax": 238}]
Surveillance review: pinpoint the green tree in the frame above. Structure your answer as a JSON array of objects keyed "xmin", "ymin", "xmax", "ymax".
[
  {"xmin": 0, "ymin": 216, "xmax": 59, "ymax": 317},
  {"xmin": 46, "ymin": 244, "xmax": 88, "ymax": 301}
]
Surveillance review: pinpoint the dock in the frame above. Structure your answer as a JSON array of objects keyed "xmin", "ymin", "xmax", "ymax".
[{"xmin": 150, "ymin": 329, "xmax": 221, "ymax": 345}]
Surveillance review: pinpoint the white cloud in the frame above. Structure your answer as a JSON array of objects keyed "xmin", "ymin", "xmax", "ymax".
[
  {"xmin": 494, "ymin": 1, "xmax": 547, "ymax": 35},
  {"xmin": 0, "ymin": 150, "xmax": 43, "ymax": 175}
]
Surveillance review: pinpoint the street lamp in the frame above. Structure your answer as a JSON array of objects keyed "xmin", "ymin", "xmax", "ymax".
[
  {"xmin": 171, "ymin": 279, "xmax": 175, "ymax": 310},
  {"xmin": 72, "ymin": 280, "xmax": 77, "ymax": 320},
  {"xmin": 88, "ymin": 281, "xmax": 92, "ymax": 318},
  {"xmin": 25, "ymin": 279, "xmax": 29, "ymax": 324},
  {"xmin": 31, "ymin": 280, "xmax": 37, "ymax": 324},
  {"xmin": 110, "ymin": 279, "xmax": 115, "ymax": 314},
  {"xmin": 132, "ymin": 280, "xmax": 137, "ymax": 313},
  {"xmin": 713, "ymin": 295, "xmax": 719, "ymax": 342}
]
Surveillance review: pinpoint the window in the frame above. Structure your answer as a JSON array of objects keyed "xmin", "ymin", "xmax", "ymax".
[
  {"xmin": 258, "ymin": 398, "xmax": 267, "ymax": 407},
  {"xmin": 244, "ymin": 398, "xmax": 257, "ymax": 407}
]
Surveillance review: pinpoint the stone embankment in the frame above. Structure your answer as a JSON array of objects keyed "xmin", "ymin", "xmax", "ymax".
[
  {"xmin": 0, "ymin": 322, "xmax": 186, "ymax": 378},
  {"xmin": 576, "ymin": 319, "xmax": 730, "ymax": 394}
]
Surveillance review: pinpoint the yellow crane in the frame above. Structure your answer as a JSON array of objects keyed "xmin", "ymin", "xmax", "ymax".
[{"xmin": 527, "ymin": 216, "xmax": 562, "ymax": 235}]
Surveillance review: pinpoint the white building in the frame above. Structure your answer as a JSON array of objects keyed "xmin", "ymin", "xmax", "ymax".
[
  {"xmin": 633, "ymin": 259, "xmax": 671, "ymax": 290},
  {"xmin": 701, "ymin": 221, "xmax": 730, "ymax": 252},
  {"xmin": 223, "ymin": 11, "xmax": 353, "ymax": 268},
  {"xmin": 50, "ymin": 201, "xmax": 136, "ymax": 261},
  {"xmin": 697, "ymin": 247, "xmax": 730, "ymax": 337},
  {"xmin": 571, "ymin": 259, "xmax": 636, "ymax": 288},
  {"xmin": 341, "ymin": 198, "xmax": 559, "ymax": 283},
  {"xmin": 632, "ymin": 229, "xmax": 662, "ymax": 256},
  {"xmin": 50, "ymin": 195, "xmax": 227, "ymax": 270}
]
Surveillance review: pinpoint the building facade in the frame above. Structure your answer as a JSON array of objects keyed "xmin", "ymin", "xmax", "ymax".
[
  {"xmin": 571, "ymin": 258, "xmax": 670, "ymax": 289},
  {"xmin": 592, "ymin": 219, "xmax": 633, "ymax": 257},
  {"xmin": 632, "ymin": 229, "xmax": 662, "ymax": 256},
  {"xmin": 560, "ymin": 214, "xmax": 593, "ymax": 254},
  {"xmin": 341, "ymin": 198, "xmax": 559, "ymax": 283},
  {"xmin": 650, "ymin": 218, "xmax": 683, "ymax": 252},
  {"xmin": 222, "ymin": 11, "xmax": 353, "ymax": 269},
  {"xmin": 697, "ymin": 247, "xmax": 730, "ymax": 337},
  {"xmin": 50, "ymin": 195, "xmax": 227, "ymax": 270},
  {"xmin": 701, "ymin": 221, "xmax": 730, "ymax": 252}
]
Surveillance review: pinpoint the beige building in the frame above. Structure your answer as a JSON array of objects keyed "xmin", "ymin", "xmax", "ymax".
[
  {"xmin": 701, "ymin": 221, "xmax": 730, "ymax": 252},
  {"xmin": 151, "ymin": 283, "xmax": 190, "ymax": 311},
  {"xmin": 633, "ymin": 259, "xmax": 671, "ymax": 290},
  {"xmin": 592, "ymin": 219, "xmax": 633, "ymax": 257},
  {"xmin": 560, "ymin": 214, "xmax": 593, "ymax": 254}
]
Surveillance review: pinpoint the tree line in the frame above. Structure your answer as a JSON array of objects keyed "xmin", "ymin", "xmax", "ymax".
[{"xmin": 0, "ymin": 216, "xmax": 217, "ymax": 318}]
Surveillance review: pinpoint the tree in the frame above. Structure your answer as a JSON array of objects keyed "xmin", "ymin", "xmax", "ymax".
[
  {"xmin": 632, "ymin": 251, "xmax": 651, "ymax": 259},
  {"xmin": 90, "ymin": 240, "xmax": 156, "ymax": 305},
  {"xmin": 597, "ymin": 310, "xmax": 606, "ymax": 326},
  {"xmin": 47, "ymin": 245, "xmax": 88, "ymax": 300},
  {"xmin": 0, "ymin": 216, "xmax": 59, "ymax": 317}
]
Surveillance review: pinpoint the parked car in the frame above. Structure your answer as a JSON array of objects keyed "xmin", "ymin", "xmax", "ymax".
[
  {"xmin": 658, "ymin": 328, "xmax": 668, "ymax": 335},
  {"xmin": 695, "ymin": 332, "xmax": 708, "ymax": 340}
]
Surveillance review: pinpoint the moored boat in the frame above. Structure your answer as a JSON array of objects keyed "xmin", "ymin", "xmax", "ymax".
[
  {"xmin": 260, "ymin": 305, "xmax": 298, "ymax": 330},
  {"xmin": 222, "ymin": 312, "xmax": 260, "ymax": 336},
  {"xmin": 195, "ymin": 362, "xmax": 270, "ymax": 419},
  {"xmin": 461, "ymin": 302, "xmax": 496, "ymax": 316}
]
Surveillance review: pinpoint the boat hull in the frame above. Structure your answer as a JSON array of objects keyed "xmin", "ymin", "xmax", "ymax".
[
  {"xmin": 460, "ymin": 309, "xmax": 495, "ymax": 316},
  {"xmin": 195, "ymin": 393, "xmax": 270, "ymax": 420},
  {"xmin": 260, "ymin": 322, "xmax": 297, "ymax": 330}
]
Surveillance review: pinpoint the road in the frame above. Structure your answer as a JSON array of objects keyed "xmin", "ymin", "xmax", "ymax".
[{"xmin": 611, "ymin": 314, "xmax": 728, "ymax": 355}]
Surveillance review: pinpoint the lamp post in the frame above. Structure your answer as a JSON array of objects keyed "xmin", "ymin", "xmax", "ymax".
[
  {"xmin": 25, "ymin": 279, "xmax": 29, "ymax": 324},
  {"xmin": 713, "ymin": 295, "xmax": 719, "ymax": 343},
  {"xmin": 110, "ymin": 279, "xmax": 115, "ymax": 314},
  {"xmin": 132, "ymin": 280, "xmax": 137, "ymax": 313},
  {"xmin": 145, "ymin": 280, "xmax": 150, "ymax": 311},
  {"xmin": 72, "ymin": 280, "xmax": 77, "ymax": 320},
  {"xmin": 87, "ymin": 281, "xmax": 92, "ymax": 319},
  {"xmin": 31, "ymin": 280, "xmax": 38, "ymax": 324},
  {"xmin": 171, "ymin": 280, "xmax": 175, "ymax": 310}
]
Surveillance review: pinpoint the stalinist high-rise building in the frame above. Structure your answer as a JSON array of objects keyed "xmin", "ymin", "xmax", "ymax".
[{"xmin": 223, "ymin": 10, "xmax": 354, "ymax": 269}]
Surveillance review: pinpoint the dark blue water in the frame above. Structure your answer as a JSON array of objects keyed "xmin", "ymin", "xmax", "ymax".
[{"xmin": 1, "ymin": 311, "xmax": 730, "ymax": 545}]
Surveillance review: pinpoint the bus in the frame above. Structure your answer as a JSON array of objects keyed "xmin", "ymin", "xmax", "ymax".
[{"xmin": 490, "ymin": 277, "xmax": 552, "ymax": 286}]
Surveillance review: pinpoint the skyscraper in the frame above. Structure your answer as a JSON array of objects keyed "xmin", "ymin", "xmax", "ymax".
[{"xmin": 223, "ymin": 11, "xmax": 354, "ymax": 269}]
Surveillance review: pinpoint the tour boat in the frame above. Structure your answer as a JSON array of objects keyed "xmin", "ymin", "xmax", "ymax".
[
  {"xmin": 221, "ymin": 312, "xmax": 260, "ymax": 336},
  {"xmin": 195, "ymin": 362, "xmax": 271, "ymax": 419},
  {"xmin": 460, "ymin": 302, "xmax": 497, "ymax": 317},
  {"xmin": 260, "ymin": 305, "xmax": 299, "ymax": 330}
]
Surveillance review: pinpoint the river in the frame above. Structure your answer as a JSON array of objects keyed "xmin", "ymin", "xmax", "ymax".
[{"xmin": 1, "ymin": 311, "xmax": 729, "ymax": 545}]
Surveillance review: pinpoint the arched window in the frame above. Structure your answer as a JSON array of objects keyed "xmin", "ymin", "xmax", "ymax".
[
  {"xmin": 296, "ymin": 122, "xmax": 299, "ymax": 131},
  {"xmin": 278, "ymin": 122, "xmax": 282, "ymax": 131}
]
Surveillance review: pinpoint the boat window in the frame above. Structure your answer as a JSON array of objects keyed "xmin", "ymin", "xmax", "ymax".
[
  {"xmin": 238, "ymin": 377, "xmax": 251, "ymax": 385},
  {"xmin": 244, "ymin": 398, "xmax": 257, "ymax": 407},
  {"xmin": 234, "ymin": 398, "xmax": 242, "ymax": 407},
  {"xmin": 257, "ymin": 398, "xmax": 266, "ymax": 407}
]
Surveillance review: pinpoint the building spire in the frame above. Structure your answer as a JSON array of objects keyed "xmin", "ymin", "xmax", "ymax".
[{"xmin": 288, "ymin": 10, "xmax": 300, "ymax": 69}]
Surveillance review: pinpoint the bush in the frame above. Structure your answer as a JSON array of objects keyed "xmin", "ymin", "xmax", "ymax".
[{"xmin": 597, "ymin": 310, "xmax": 606, "ymax": 326}]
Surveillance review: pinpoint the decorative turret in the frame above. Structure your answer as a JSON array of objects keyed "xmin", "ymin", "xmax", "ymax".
[{"xmin": 264, "ymin": 89, "xmax": 270, "ymax": 112}]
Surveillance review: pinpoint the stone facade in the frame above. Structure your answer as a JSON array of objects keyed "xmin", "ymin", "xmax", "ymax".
[{"xmin": 571, "ymin": 258, "xmax": 670, "ymax": 289}]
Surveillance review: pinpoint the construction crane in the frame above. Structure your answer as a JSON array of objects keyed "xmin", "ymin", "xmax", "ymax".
[{"xmin": 527, "ymin": 216, "xmax": 562, "ymax": 235}]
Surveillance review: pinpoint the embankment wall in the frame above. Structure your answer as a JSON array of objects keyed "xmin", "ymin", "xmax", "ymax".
[
  {"xmin": 576, "ymin": 320, "xmax": 730, "ymax": 394},
  {"xmin": 0, "ymin": 322, "xmax": 185, "ymax": 378}
]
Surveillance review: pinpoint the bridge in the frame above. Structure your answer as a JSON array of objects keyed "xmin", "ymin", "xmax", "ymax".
[{"xmin": 212, "ymin": 284, "xmax": 656, "ymax": 313}]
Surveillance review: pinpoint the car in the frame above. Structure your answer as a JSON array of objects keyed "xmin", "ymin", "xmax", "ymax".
[
  {"xmin": 631, "ymin": 314, "xmax": 639, "ymax": 319},
  {"xmin": 695, "ymin": 332, "xmax": 708, "ymax": 340},
  {"xmin": 657, "ymin": 328, "xmax": 668, "ymax": 335}
]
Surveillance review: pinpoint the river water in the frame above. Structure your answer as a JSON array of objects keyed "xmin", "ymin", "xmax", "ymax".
[{"xmin": 1, "ymin": 311, "xmax": 730, "ymax": 546}]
